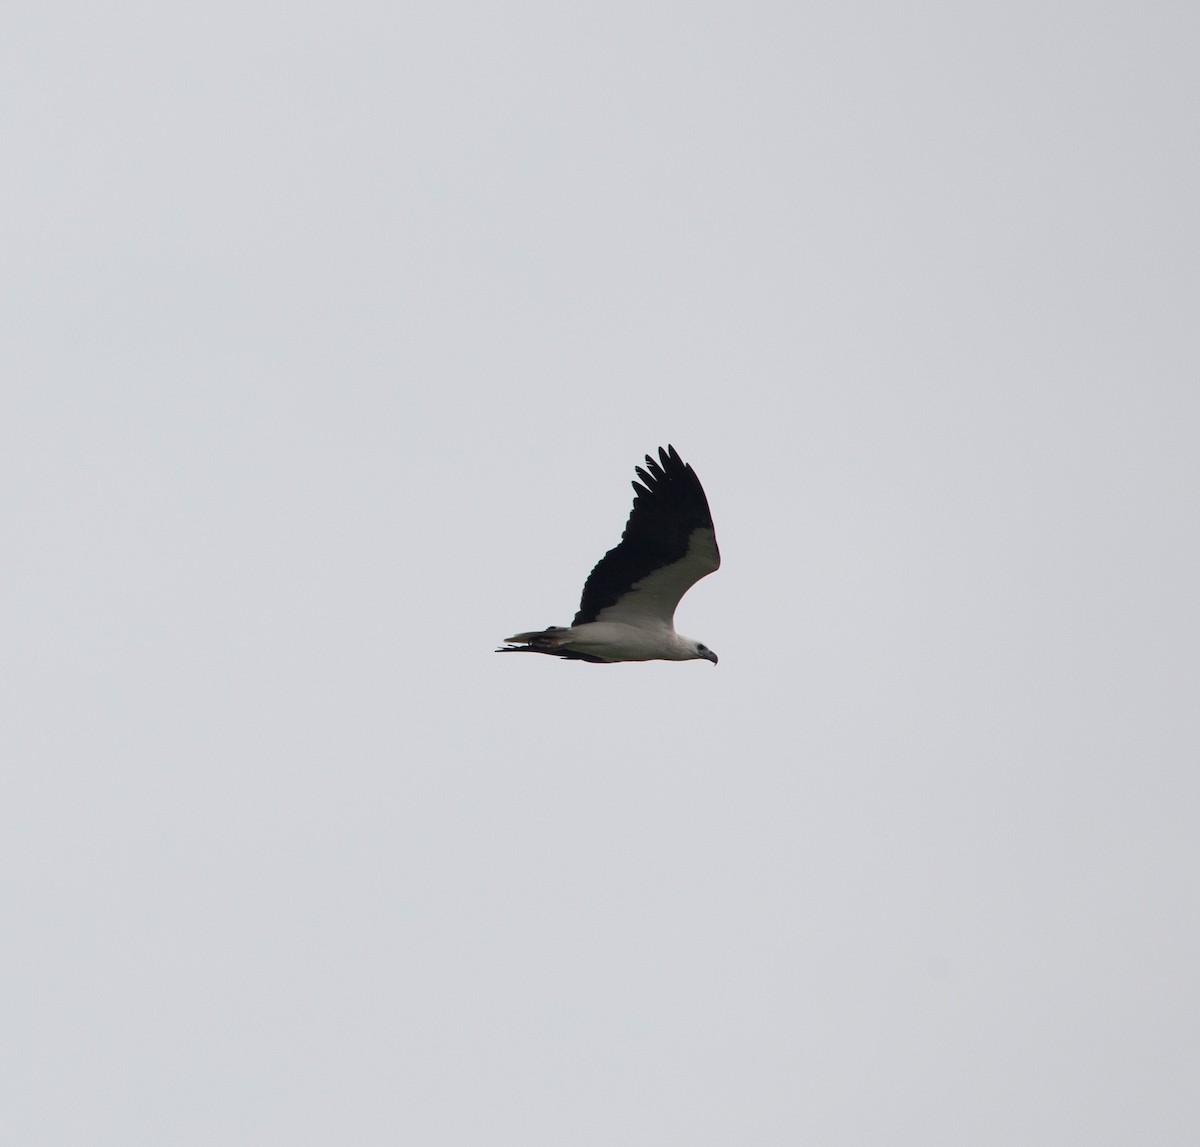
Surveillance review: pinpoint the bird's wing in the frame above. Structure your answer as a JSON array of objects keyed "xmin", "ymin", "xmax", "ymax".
[{"xmin": 572, "ymin": 445, "xmax": 720, "ymax": 628}]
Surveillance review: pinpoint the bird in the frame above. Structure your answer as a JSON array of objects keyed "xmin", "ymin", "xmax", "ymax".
[{"xmin": 497, "ymin": 445, "xmax": 720, "ymax": 664}]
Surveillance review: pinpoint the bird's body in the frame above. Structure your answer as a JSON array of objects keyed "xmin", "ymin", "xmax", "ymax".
[
  {"xmin": 503, "ymin": 621, "xmax": 706, "ymax": 663},
  {"xmin": 497, "ymin": 445, "xmax": 720, "ymax": 665}
]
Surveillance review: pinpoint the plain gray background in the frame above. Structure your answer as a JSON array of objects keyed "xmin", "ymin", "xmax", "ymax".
[{"xmin": 4, "ymin": 1, "xmax": 1198, "ymax": 1143}]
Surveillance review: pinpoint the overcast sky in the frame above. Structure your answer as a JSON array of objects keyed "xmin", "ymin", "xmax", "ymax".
[{"xmin": 3, "ymin": 1, "xmax": 1198, "ymax": 1143}]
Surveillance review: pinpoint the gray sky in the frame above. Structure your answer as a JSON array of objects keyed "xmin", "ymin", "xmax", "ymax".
[{"xmin": 4, "ymin": 1, "xmax": 1198, "ymax": 1142}]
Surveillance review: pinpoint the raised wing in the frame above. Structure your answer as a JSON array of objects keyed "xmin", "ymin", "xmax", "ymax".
[{"xmin": 572, "ymin": 445, "xmax": 720, "ymax": 627}]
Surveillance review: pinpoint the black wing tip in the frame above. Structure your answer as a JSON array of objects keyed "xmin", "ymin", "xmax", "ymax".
[
  {"xmin": 636, "ymin": 444, "xmax": 694, "ymax": 486},
  {"xmin": 632, "ymin": 444, "xmax": 707, "ymax": 506}
]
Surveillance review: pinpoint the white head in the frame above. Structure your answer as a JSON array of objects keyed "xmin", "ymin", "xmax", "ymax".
[{"xmin": 684, "ymin": 638, "xmax": 718, "ymax": 665}]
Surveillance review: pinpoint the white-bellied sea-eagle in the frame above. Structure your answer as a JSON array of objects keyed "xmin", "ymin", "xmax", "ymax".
[{"xmin": 497, "ymin": 445, "xmax": 720, "ymax": 664}]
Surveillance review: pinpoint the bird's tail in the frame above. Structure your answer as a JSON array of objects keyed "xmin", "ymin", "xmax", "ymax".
[
  {"xmin": 495, "ymin": 626, "xmax": 607, "ymax": 661},
  {"xmin": 495, "ymin": 626, "xmax": 572, "ymax": 653}
]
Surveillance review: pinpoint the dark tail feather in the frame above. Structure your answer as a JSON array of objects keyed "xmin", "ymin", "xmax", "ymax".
[{"xmin": 495, "ymin": 626, "xmax": 606, "ymax": 662}]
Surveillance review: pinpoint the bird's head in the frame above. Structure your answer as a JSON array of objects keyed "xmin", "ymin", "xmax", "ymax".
[{"xmin": 694, "ymin": 642, "xmax": 718, "ymax": 665}]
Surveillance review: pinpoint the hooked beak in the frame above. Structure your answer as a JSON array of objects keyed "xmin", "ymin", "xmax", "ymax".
[{"xmin": 702, "ymin": 649, "xmax": 718, "ymax": 665}]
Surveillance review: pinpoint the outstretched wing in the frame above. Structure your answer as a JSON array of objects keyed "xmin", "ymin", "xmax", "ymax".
[{"xmin": 572, "ymin": 445, "xmax": 720, "ymax": 627}]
